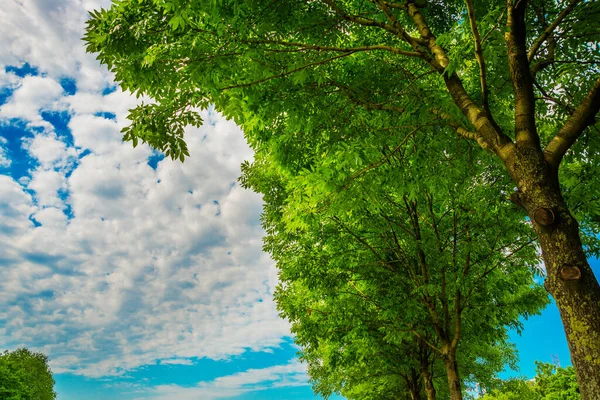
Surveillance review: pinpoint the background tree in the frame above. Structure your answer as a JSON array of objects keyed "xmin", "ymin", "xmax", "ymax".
[
  {"xmin": 0, "ymin": 348, "xmax": 56, "ymax": 400},
  {"xmin": 242, "ymin": 128, "xmax": 548, "ymax": 399},
  {"xmin": 85, "ymin": 0, "xmax": 600, "ymax": 396},
  {"xmin": 482, "ymin": 361, "xmax": 580, "ymax": 400}
]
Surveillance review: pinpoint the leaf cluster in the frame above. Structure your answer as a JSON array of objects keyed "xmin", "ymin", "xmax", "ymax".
[{"xmin": 0, "ymin": 348, "xmax": 56, "ymax": 400}]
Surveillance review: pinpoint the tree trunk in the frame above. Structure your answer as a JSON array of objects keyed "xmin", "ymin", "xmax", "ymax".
[
  {"xmin": 532, "ymin": 198, "xmax": 600, "ymax": 400},
  {"xmin": 421, "ymin": 367, "xmax": 436, "ymax": 400},
  {"xmin": 508, "ymin": 149, "xmax": 600, "ymax": 400},
  {"xmin": 408, "ymin": 367, "xmax": 423, "ymax": 400},
  {"xmin": 442, "ymin": 348, "xmax": 462, "ymax": 400}
]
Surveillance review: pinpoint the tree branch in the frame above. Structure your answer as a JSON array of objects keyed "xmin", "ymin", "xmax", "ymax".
[
  {"xmin": 405, "ymin": 2, "xmax": 449, "ymax": 70},
  {"xmin": 320, "ymin": 0, "xmax": 405, "ymax": 38},
  {"xmin": 246, "ymin": 38, "xmax": 422, "ymax": 57},
  {"xmin": 221, "ymin": 52, "xmax": 355, "ymax": 90},
  {"xmin": 506, "ymin": 0, "xmax": 540, "ymax": 148},
  {"xmin": 443, "ymin": 75, "xmax": 514, "ymax": 160},
  {"xmin": 465, "ymin": 0, "xmax": 489, "ymax": 110},
  {"xmin": 432, "ymin": 108, "xmax": 488, "ymax": 148},
  {"xmin": 544, "ymin": 76, "xmax": 600, "ymax": 168},
  {"xmin": 528, "ymin": 0, "xmax": 581, "ymax": 63}
]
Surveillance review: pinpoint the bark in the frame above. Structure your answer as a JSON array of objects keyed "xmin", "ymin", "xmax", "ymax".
[
  {"xmin": 443, "ymin": 353, "xmax": 463, "ymax": 400},
  {"xmin": 420, "ymin": 367, "xmax": 436, "ymax": 400},
  {"xmin": 505, "ymin": 146, "xmax": 600, "ymax": 400},
  {"xmin": 406, "ymin": 367, "xmax": 423, "ymax": 400}
]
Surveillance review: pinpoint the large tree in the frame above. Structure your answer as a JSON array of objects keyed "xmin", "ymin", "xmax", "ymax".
[
  {"xmin": 85, "ymin": 0, "xmax": 600, "ymax": 396},
  {"xmin": 244, "ymin": 128, "xmax": 547, "ymax": 399}
]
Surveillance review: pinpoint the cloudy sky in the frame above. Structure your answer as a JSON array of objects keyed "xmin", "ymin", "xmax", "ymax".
[{"xmin": 0, "ymin": 1, "xmax": 596, "ymax": 399}]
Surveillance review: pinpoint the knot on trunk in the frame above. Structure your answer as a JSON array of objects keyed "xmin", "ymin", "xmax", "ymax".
[
  {"xmin": 560, "ymin": 266, "xmax": 581, "ymax": 281},
  {"xmin": 534, "ymin": 207, "xmax": 556, "ymax": 227}
]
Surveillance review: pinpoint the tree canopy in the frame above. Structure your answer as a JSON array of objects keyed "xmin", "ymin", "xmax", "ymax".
[
  {"xmin": 85, "ymin": 0, "xmax": 600, "ymax": 398},
  {"xmin": 482, "ymin": 361, "xmax": 580, "ymax": 400},
  {"xmin": 243, "ymin": 123, "xmax": 548, "ymax": 399},
  {"xmin": 0, "ymin": 348, "xmax": 56, "ymax": 400}
]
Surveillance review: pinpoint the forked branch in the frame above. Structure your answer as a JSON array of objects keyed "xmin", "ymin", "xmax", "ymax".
[
  {"xmin": 528, "ymin": 0, "xmax": 581, "ymax": 63},
  {"xmin": 544, "ymin": 77, "xmax": 600, "ymax": 167}
]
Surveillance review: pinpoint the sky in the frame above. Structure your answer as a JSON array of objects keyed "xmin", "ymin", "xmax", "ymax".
[{"xmin": 0, "ymin": 1, "xmax": 595, "ymax": 399}]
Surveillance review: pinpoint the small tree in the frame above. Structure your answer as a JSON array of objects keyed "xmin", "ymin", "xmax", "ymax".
[
  {"xmin": 482, "ymin": 361, "xmax": 580, "ymax": 400},
  {"xmin": 0, "ymin": 348, "xmax": 57, "ymax": 400}
]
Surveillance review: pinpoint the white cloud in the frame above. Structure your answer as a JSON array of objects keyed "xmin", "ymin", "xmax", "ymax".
[
  {"xmin": 0, "ymin": 0, "xmax": 114, "ymax": 92},
  {"xmin": 23, "ymin": 132, "xmax": 77, "ymax": 170},
  {"xmin": 28, "ymin": 169, "xmax": 66, "ymax": 208},
  {"xmin": 159, "ymin": 358, "xmax": 193, "ymax": 366},
  {"xmin": 0, "ymin": 137, "xmax": 10, "ymax": 167},
  {"xmin": 142, "ymin": 360, "xmax": 309, "ymax": 400},
  {"xmin": 0, "ymin": 106, "xmax": 290, "ymax": 378},
  {"xmin": 0, "ymin": 75, "xmax": 66, "ymax": 129},
  {"xmin": 0, "ymin": 0, "xmax": 295, "ymax": 383},
  {"xmin": 0, "ymin": 69, "xmax": 19, "ymax": 91}
]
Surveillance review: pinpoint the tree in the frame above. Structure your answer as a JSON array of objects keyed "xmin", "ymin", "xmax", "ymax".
[
  {"xmin": 0, "ymin": 348, "xmax": 57, "ymax": 400},
  {"xmin": 243, "ymin": 128, "xmax": 548, "ymax": 399},
  {"xmin": 482, "ymin": 361, "xmax": 580, "ymax": 400},
  {"xmin": 85, "ymin": 0, "xmax": 600, "ymax": 397}
]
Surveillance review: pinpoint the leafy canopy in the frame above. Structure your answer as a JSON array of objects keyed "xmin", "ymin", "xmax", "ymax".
[
  {"xmin": 0, "ymin": 348, "xmax": 56, "ymax": 400},
  {"xmin": 242, "ymin": 123, "xmax": 548, "ymax": 398},
  {"xmin": 482, "ymin": 362, "xmax": 580, "ymax": 400},
  {"xmin": 84, "ymin": 0, "xmax": 600, "ymax": 253}
]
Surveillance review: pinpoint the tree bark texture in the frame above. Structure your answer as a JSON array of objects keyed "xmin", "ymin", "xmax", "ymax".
[
  {"xmin": 443, "ymin": 355, "xmax": 463, "ymax": 400},
  {"xmin": 421, "ymin": 367, "xmax": 436, "ymax": 400},
  {"xmin": 506, "ymin": 146, "xmax": 600, "ymax": 400}
]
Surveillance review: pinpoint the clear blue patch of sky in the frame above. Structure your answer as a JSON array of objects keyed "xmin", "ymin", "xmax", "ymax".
[
  {"xmin": 60, "ymin": 78, "xmax": 77, "ymax": 96},
  {"xmin": 239, "ymin": 387, "xmax": 344, "ymax": 400},
  {"xmin": 41, "ymin": 110, "xmax": 73, "ymax": 145},
  {"xmin": 94, "ymin": 112, "xmax": 116, "ymax": 121},
  {"xmin": 147, "ymin": 152, "xmax": 165, "ymax": 170},
  {"xmin": 5, "ymin": 63, "xmax": 39, "ymax": 78},
  {"xmin": 0, "ymin": 120, "xmax": 39, "ymax": 180},
  {"xmin": 102, "ymin": 85, "xmax": 117, "ymax": 96},
  {"xmin": 58, "ymin": 188, "xmax": 74, "ymax": 220}
]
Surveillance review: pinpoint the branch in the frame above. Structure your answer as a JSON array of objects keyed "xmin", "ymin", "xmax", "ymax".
[
  {"xmin": 331, "ymin": 217, "xmax": 394, "ymax": 271},
  {"xmin": 481, "ymin": 5, "xmax": 508, "ymax": 44},
  {"xmin": 506, "ymin": 0, "xmax": 540, "ymax": 148},
  {"xmin": 406, "ymin": 2, "xmax": 449, "ymax": 70},
  {"xmin": 246, "ymin": 38, "xmax": 422, "ymax": 57},
  {"xmin": 544, "ymin": 76, "xmax": 600, "ymax": 167},
  {"xmin": 444, "ymin": 74, "xmax": 514, "ymax": 161},
  {"xmin": 221, "ymin": 52, "xmax": 355, "ymax": 90},
  {"xmin": 411, "ymin": 329, "xmax": 443, "ymax": 354},
  {"xmin": 463, "ymin": 238, "xmax": 536, "ymax": 306},
  {"xmin": 465, "ymin": 0, "xmax": 489, "ymax": 110},
  {"xmin": 320, "ymin": 0, "xmax": 405, "ymax": 38},
  {"xmin": 431, "ymin": 108, "xmax": 487, "ymax": 148},
  {"xmin": 371, "ymin": 0, "xmax": 431, "ymax": 58},
  {"xmin": 528, "ymin": 0, "xmax": 581, "ymax": 63}
]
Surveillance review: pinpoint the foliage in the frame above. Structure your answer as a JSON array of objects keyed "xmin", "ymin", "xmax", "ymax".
[
  {"xmin": 83, "ymin": 0, "xmax": 600, "ymax": 255},
  {"xmin": 533, "ymin": 362, "xmax": 580, "ymax": 400},
  {"xmin": 242, "ymin": 125, "xmax": 549, "ymax": 398},
  {"xmin": 84, "ymin": 0, "xmax": 600, "ymax": 396},
  {"xmin": 482, "ymin": 361, "xmax": 580, "ymax": 400},
  {"xmin": 0, "ymin": 348, "xmax": 56, "ymax": 400}
]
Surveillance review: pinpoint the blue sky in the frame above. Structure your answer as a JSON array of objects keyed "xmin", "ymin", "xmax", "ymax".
[{"xmin": 0, "ymin": 1, "xmax": 595, "ymax": 399}]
